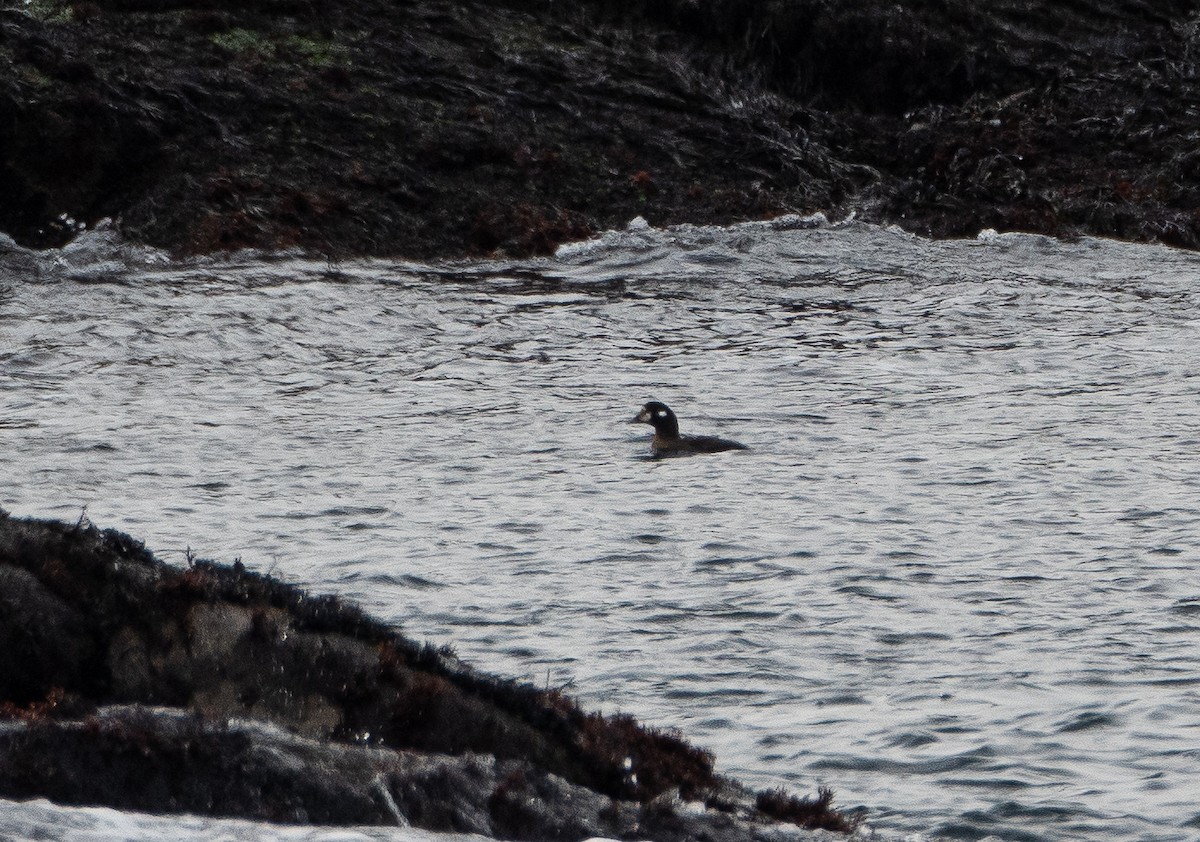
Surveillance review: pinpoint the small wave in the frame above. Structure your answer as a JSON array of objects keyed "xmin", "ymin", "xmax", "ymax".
[
  {"xmin": 552, "ymin": 212, "xmax": 829, "ymax": 262},
  {"xmin": 2, "ymin": 220, "xmax": 170, "ymax": 283},
  {"xmin": 316, "ymin": 505, "xmax": 390, "ymax": 517},
  {"xmin": 1168, "ymin": 599, "xmax": 1200, "ymax": 616},
  {"xmin": 875, "ymin": 631, "xmax": 953, "ymax": 646},
  {"xmin": 886, "ymin": 731, "xmax": 940, "ymax": 749},
  {"xmin": 1055, "ymin": 710, "xmax": 1119, "ymax": 733},
  {"xmin": 811, "ymin": 745, "xmax": 997, "ymax": 775},
  {"xmin": 836, "ymin": 584, "xmax": 903, "ymax": 602}
]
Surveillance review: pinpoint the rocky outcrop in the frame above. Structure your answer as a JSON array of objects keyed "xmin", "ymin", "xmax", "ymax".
[
  {"xmin": 0, "ymin": 707, "xmax": 851, "ymax": 839},
  {"xmin": 1, "ymin": 0, "xmax": 1198, "ymax": 257},
  {"xmin": 0, "ymin": 510, "xmax": 856, "ymax": 838}
]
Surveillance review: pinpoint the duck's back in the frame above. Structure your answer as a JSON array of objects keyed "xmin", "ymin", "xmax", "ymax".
[{"xmin": 654, "ymin": 433, "xmax": 748, "ymax": 456}]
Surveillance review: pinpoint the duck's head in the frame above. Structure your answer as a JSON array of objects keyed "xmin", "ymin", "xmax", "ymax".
[{"xmin": 634, "ymin": 401, "xmax": 679, "ymax": 438}]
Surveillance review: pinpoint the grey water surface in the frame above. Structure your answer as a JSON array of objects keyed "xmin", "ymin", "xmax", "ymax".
[{"xmin": 2, "ymin": 218, "xmax": 1199, "ymax": 842}]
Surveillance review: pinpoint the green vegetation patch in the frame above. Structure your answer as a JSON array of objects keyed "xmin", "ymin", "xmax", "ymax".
[
  {"xmin": 282, "ymin": 35, "xmax": 349, "ymax": 67},
  {"xmin": 209, "ymin": 28, "xmax": 348, "ymax": 67},
  {"xmin": 19, "ymin": 0, "xmax": 71, "ymax": 24},
  {"xmin": 209, "ymin": 27, "xmax": 273, "ymax": 56}
]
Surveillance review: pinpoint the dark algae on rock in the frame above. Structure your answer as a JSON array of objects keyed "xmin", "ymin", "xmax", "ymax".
[
  {"xmin": 0, "ymin": 0, "xmax": 840, "ymax": 257},
  {"xmin": 2, "ymin": 0, "xmax": 1199, "ymax": 257},
  {"xmin": 0, "ymin": 510, "xmax": 858, "ymax": 837}
]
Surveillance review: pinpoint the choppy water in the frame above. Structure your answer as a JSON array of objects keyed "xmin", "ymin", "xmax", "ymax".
[{"xmin": 2, "ymin": 217, "xmax": 1199, "ymax": 842}]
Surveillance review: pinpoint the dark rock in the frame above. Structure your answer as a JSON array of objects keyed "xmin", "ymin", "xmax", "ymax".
[
  {"xmin": 0, "ymin": 510, "xmax": 859, "ymax": 838},
  {"xmin": 1, "ymin": 0, "xmax": 1195, "ymax": 257},
  {"xmin": 0, "ymin": 566, "xmax": 94, "ymax": 704},
  {"xmin": 0, "ymin": 707, "xmax": 845, "ymax": 839}
]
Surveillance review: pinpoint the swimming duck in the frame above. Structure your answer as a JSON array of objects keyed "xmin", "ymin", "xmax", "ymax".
[{"xmin": 633, "ymin": 401, "xmax": 748, "ymax": 457}]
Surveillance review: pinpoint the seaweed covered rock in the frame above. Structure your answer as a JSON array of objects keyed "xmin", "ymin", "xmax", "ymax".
[
  {"xmin": 0, "ymin": 565, "xmax": 95, "ymax": 703},
  {"xmin": 1, "ymin": 0, "xmax": 1197, "ymax": 256},
  {"xmin": 0, "ymin": 0, "xmax": 845, "ymax": 257},
  {"xmin": 0, "ymin": 510, "xmax": 857, "ymax": 838}
]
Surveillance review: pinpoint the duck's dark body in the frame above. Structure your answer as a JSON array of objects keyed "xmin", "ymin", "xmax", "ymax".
[{"xmin": 634, "ymin": 401, "xmax": 748, "ymax": 457}]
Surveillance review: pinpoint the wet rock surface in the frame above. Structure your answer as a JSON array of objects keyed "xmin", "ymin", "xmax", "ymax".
[
  {"xmin": 0, "ymin": 510, "xmax": 856, "ymax": 838},
  {"xmin": 2, "ymin": 0, "xmax": 1197, "ymax": 257}
]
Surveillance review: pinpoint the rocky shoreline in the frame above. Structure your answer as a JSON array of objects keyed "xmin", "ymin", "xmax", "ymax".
[
  {"xmin": 2, "ymin": 0, "xmax": 1198, "ymax": 258},
  {"xmin": 0, "ymin": 510, "xmax": 857, "ymax": 838}
]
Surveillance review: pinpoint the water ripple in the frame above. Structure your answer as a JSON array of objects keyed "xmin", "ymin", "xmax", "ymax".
[{"xmin": 4, "ymin": 221, "xmax": 1200, "ymax": 840}]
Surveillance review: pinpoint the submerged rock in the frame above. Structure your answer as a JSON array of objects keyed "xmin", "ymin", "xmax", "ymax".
[{"xmin": 0, "ymin": 510, "xmax": 857, "ymax": 838}]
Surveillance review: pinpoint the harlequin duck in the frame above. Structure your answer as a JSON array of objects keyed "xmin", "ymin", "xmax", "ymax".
[{"xmin": 633, "ymin": 401, "xmax": 748, "ymax": 457}]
